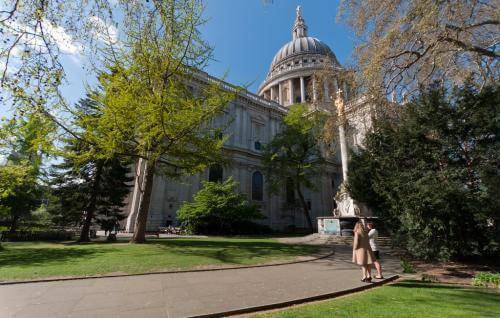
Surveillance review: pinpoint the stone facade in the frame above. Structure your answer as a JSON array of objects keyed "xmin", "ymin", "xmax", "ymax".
[{"xmin": 123, "ymin": 7, "xmax": 374, "ymax": 232}]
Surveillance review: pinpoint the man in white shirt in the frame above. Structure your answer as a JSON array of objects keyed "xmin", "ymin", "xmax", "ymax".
[{"xmin": 368, "ymin": 222, "xmax": 383, "ymax": 279}]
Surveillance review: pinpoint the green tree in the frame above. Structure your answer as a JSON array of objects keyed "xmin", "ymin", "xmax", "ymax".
[
  {"xmin": 177, "ymin": 177, "xmax": 263, "ymax": 234},
  {"xmin": 1, "ymin": 0, "xmax": 234, "ymax": 243},
  {"xmin": 0, "ymin": 163, "xmax": 40, "ymax": 233},
  {"xmin": 348, "ymin": 85, "xmax": 500, "ymax": 260},
  {"xmin": 49, "ymin": 97, "xmax": 132, "ymax": 242},
  {"xmin": 0, "ymin": 112, "xmax": 55, "ymax": 233},
  {"xmin": 339, "ymin": 0, "xmax": 499, "ymax": 99},
  {"xmin": 92, "ymin": 0, "xmax": 235, "ymax": 243},
  {"xmin": 262, "ymin": 104, "xmax": 326, "ymax": 231}
]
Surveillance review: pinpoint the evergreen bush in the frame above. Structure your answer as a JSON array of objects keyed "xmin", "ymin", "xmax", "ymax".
[{"xmin": 177, "ymin": 177, "xmax": 266, "ymax": 234}]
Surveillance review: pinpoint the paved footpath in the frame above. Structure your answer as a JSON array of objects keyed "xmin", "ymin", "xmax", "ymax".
[{"xmin": 0, "ymin": 245, "xmax": 400, "ymax": 318}]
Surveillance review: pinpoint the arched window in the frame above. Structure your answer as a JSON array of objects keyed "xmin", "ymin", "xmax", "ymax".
[
  {"xmin": 208, "ymin": 164, "xmax": 223, "ymax": 183},
  {"xmin": 252, "ymin": 171, "xmax": 264, "ymax": 201}
]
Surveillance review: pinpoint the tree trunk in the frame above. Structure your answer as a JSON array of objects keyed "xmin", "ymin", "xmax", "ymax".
[
  {"xmin": 78, "ymin": 162, "xmax": 103, "ymax": 242},
  {"xmin": 130, "ymin": 159, "xmax": 156, "ymax": 244},
  {"xmin": 8, "ymin": 215, "xmax": 19, "ymax": 234},
  {"xmin": 296, "ymin": 184, "xmax": 313, "ymax": 232}
]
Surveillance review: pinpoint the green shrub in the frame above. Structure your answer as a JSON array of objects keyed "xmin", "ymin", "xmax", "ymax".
[
  {"xmin": 401, "ymin": 258, "xmax": 416, "ymax": 273},
  {"xmin": 472, "ymin": 272, "xmax": 500, "ymax": 288},
  {"xmin": 177, "ymin": 177, "xmax": 266, "ymax": 234}
]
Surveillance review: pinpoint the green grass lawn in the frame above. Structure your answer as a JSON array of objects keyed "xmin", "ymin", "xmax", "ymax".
[
  {"xmin": 0, "ymin": 237, "xmax": 319, "ymax": 281},
  {"xmin": 253, "ymin": 281, "xmax": 499, "ymax": 318}
]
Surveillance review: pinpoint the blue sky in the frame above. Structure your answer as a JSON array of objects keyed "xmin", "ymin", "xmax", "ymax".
[
  {"xmin": 2, "ymin": 0, "xmax": 355, "ymax": 112},
  {"xmin": 201, "ymin": 0, "xmax": 354, "ymax": 92}
]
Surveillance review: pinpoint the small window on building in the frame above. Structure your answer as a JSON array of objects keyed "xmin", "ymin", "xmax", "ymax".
[
  {"xmin": 295, "ymin": 61, "xmax": 299, "ymax": 65},
  {"xmin": 208, "ymin": 164, "xmax": 223, "ymax": 183},
  {"xmin": 252, "ymin": 171, "xmax": 264, "ymax": 201},
  {"xmin": 307, "ymin": 200, "xmax": 312, "ymax": 210},
  {"xmin": 254, "ymin": 140, "xmax": 262, "ymax": 151},
  {"xmin": 312, "ymin": 59, "xmax": 316, "ymax": 63},
  {"xmin": 303, "ymin": 59, "xmax": 308, "ymax": 63}
]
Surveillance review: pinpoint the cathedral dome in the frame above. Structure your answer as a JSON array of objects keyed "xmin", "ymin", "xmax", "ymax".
[
  {"xmin": 269, "ymin": 37, "xmax": 334, "ymax": 75},
  {"xmin": 257, "ymin": 6, "xmax": 339, "ymax": 100}
]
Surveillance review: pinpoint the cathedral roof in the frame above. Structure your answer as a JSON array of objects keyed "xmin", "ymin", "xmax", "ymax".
[{"xmin": 269, "ymin": 36, "xmax": 334, "ymax": 72}]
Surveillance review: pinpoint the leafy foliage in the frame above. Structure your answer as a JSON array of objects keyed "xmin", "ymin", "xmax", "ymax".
[
  {"xmin": 472, "ymin": 272, "xmax": 500, "ymax": 288},
  {"xmin": 0, "ymin": 164, "xmax": 40, "ymax": 231},
  {"xmin": 0, "ymin": 112, "xmax": 55, "ymax": 233},
  {"xmin": 348, "ymin": 85, "xmax": 499, "ymax": 261},
  {"xmin": 89, "ymin": 0, "xmax": 236, "ymax": 243},
  {"xmin": 177, "ymin": 177, "xmax": 264, "ymax": 234},
  {"xmin": 49, "ymin": 156, "xmax": 131, "ymax": 228},
  {"xmin": 339, "ymin": 0, "xmax": 499, "ymax": 99},
  {"xmin": 48, "ymin": 97, "xmax": 132, "ymax": 241},
  {"xmin": 262, "ymin": 104, "xmax": 326, "ymax": 230},
  {"xmin": 400, "ymin": 259, "xmax": 416, "ymax": 274}
]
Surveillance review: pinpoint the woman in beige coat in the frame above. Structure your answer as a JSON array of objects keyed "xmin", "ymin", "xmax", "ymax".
[{"xmin": 352, "ymin": 221, "xmax": 375, "ymax": 282}]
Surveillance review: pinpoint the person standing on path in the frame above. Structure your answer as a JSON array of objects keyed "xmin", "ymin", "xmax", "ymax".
[
  {"xmin": 368, "ymin": 222, "xmax": 384, "ymax": 279},
  {"xmin": 352, "ymin": 221, "xmax": 375, "ymax": 282}
]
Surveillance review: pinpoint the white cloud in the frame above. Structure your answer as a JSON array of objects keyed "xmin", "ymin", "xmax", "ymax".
[
  {"xmin": 5, "ymin": 19, "xmax": 83, "ymax": 62},
  {"xmin": 41, "ymin": 19, "xmax": 83, "ymax": 55},
  {"xmin": 88, "ymin": 16, "xmax": 118, "ymax": 44}
]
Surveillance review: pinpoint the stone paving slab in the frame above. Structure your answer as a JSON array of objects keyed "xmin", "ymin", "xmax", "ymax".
[{"xmin": 0, "ymin": 245, "xmax": 400, "ymax": 318}]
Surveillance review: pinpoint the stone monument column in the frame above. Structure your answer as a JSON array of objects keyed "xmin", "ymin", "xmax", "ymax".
[
  {"xmin": 336, "ymin": 89, "xmax": 349, "ymax": 181},
  {"xmin": 333, "ymin": 89, "xmax": 360, "ymax": 217}
]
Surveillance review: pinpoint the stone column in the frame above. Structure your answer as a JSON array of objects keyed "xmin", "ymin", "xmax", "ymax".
[
  {"xmin": 312, "ymin": 77, "xmax": 317, "ymax": 102},
  {"xmin": 300, "ymin": 76, "xmax": 306, "ymax": 103},
  {"xmin": 339, "ymin": 120, "xmax": 349, "ymax": 182},
  {"xmin": 278, "ymin": 82, "xmax": 283, "ymax": 105},
  {"xmin": 323, "ymin": 80, "xmax": 329, "ymax": 102},
  {"xmin": 336, "ymin": 90, "xmax": 348, "ymax": 182},
  {"xmin": 270, "ymin": 86, "xmax": 275, "ymax": 102},
  {"xmin": 289, "ymin": 79, "xmax": 294, "ymax": 105}
]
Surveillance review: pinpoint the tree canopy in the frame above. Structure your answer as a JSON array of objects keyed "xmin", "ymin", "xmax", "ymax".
[
  {"xmin": 339, "ymin": 0, "xmax": 499, "ymax": 99},
  {"xmin": 263, "ymin": 104, "xmax": 326, "ymax": 231},
  {"xmin": 49, "ymin": 97, "xmax": 132, "ymax": 242},
  {"xmin": 89, "ymin": 0, "xmax": 235, "ymax": 243},
  {"xmin": 0, "ymin": 111, "xmax": 55, "ymax": 233},
  {"xmin": 348, "ymin": 85, "xmax": 500, "ymax": 260}
]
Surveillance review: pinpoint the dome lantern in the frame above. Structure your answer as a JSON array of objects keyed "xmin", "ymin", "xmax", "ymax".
[{"xmin": 292, "ymin": 6, "xmax": 308, "ymax": 40}]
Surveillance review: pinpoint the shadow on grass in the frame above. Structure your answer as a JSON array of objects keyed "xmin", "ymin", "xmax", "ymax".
[
  {"xmin": 0, "ymin": 247, "xmax": 105, "ymax": 267},
  {"xmin": 148, "ymin": 239, "xmax": 319, "ymax": 264},
  {"xmin": 0, "ymin": 238, "xmax": 319, "ymax": 268},
  {"xmin": 390, "ymin": 280, "xmax": 467, "ymax": 289},
  {"xmin": 386, "ymin": 280, "xmax": 500, "ymax": 306}
]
